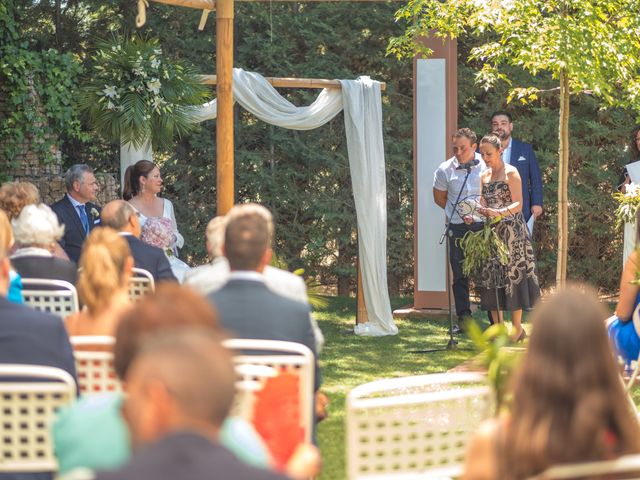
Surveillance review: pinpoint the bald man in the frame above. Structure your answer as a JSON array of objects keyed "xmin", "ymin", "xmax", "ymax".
[
  {"xmin": 95, "ymin": 330, "xmax": 289, "ymax": 480},
  {"xmin": 101, "ymin": 200, "xmax": 176, "ymax": 283}
]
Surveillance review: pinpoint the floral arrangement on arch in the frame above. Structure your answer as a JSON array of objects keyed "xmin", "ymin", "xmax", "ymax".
[
  {"xmin": 78, "ymin": 34, "xmax": 210, "ymax": 148},
  {"xmin": 140, "ymin": 217, "xmax": 176, "ymax": 257},
  {"xmin": 613, "ymin": 183, "xmax": 640, "ymax": 230}
]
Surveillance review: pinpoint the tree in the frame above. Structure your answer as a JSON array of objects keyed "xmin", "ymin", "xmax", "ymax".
[{"xmin": 390, "ymin": 0, "xmax": 640, "ymax": 286}]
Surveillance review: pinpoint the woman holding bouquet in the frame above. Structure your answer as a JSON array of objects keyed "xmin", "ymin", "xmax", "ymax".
[
  {"xmin": 123, "ymin": 160, "xmax": 184, "ymax": 254},
  {"xmin": 475, "ymin": 134, "xmax": 540, "ymax": 341}
]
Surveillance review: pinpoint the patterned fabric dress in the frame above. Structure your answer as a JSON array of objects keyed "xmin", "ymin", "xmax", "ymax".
[{"xmin": 479, "ymin": 180, "xmax": 540, "ymax": 311}]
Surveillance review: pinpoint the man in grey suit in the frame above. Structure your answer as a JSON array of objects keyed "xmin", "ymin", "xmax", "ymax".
[
  {"xmin": 208, "ymin": 204, "xmax": 321, "ymax": 391},
  {"xmin": 185, "ymin": 215, "xmax": 324, "ymax": 352}
]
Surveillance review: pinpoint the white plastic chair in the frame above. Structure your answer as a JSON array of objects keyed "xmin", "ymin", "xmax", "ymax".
[
  {"xmin": 222, "ymin": 339, "xmax": 315, "ymax": 444},
  {"xmin": 346, "ymin": 372, "xmax": 493, "ymax": 480},
  {"xmin": 128, "ymin": 267, "xmax": 155, "ymax": 301},
  {"xmin": 21, "ymin": 278, "xmax": 79, "ymax": 317},
  {"xmin": 0, "ymin": 364, "xmax": 76, "ymax": 473},
  {"xmin": 70, "ymin": 336, "xmax": 121, "ymax": 395},
  {"xmin": 527, "ymin": 453, "xmax": 640, "ymax": 479}
]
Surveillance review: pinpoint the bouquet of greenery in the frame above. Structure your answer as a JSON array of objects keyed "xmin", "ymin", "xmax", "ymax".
[
  {"xmin": 457, "ymin": 218, "xmax": 509, "ymax": 280},
  {"xmin": 78, "ymin": 35, "xmax": 210, "ymax": 149},
  {"xmin": 613, "ymin": 183, "xmax": 640, "ymax": 230}
]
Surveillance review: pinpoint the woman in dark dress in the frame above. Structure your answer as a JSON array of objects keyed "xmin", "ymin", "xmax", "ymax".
[{"xmin": 476, "ymin": 134, "xmax": 540, "ymax": 341}]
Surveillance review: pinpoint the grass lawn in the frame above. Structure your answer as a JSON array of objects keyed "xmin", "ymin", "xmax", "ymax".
[{"xmin": 315, "ymin": 296, "xmax": 483, "ymax": 480}]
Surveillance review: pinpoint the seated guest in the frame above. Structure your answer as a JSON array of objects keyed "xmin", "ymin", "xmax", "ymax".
[
  {"xmin": 94, "ymin": 330, "xmax": 291, "ymax": 480},
  {"xmin": 140, "ymin": 217, "xmax": 190, "ymax": 282},
  {"xmin": 463, "ymin": 286, "xmax": 640, "ymax": 480},
  {"xmin": 51, "ymin": 164, "xmax": 101, "ymax": 263},
  {"xmin": 100, "ymin": 200, "xmax": 176, "ymax": 283},
  {"xmin": 65, "ymin": 228, "xmax": 133, "ymax": 337},
  {"xmin": 208, "ymin": 204, "xmax": 321, "ymax": 391},
  {"xmin": 186, "ymin": 215, "xmax": 324, "ymax": 352},
  {"xmin": 0, "ymin": 180, "xmax": 40, "ymax": 221},
  {"xmin": 10, "ymin": 204, "xmax": 77, "ymax": 285}
]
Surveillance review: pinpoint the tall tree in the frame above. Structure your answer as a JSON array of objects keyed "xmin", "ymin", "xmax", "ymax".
[{"xmin": 390, "ymin": 0, "xmax": 640, "ymax": 286}]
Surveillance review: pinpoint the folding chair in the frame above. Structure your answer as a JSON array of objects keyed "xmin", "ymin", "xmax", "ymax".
[
  {"xmin": 222, "ymin": 339, "xmax": 315, "ymax": 469},
  {"xmin": 21, "ymin": 278, "xmax": 79, "ymax": 317},
  {"xmin": 346, "ymin": 372, "xmax": 493, "ymax": 480},
  {"xmin": 70, "ymin": 336, "xmax": 121, "ymax": 395},
  {"xmin": 0, "ymin": 364, "xmax": 76, "ymax": 473},
  {"xmin": 128, "ymin": 267, "xmax": 155, "ymax": 301}
]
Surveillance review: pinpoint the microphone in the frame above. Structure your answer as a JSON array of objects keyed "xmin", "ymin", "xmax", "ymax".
[{"xmin": 456, "ymin": 158, "xmax": 479, "ymax": 172}]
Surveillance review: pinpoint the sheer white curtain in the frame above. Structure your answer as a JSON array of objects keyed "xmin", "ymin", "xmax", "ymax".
[{"xmin": 194, "ymin": 68, "xmax": 397, "ymax": 336}]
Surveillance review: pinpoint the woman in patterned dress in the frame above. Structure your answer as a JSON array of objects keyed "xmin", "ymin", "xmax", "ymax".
[{"xmin": 476, "ymin": 134, "xmax": 540, "ymax": 341}]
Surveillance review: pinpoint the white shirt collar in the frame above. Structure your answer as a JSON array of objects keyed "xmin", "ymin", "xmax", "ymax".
[
  {"xmin": 229, "ymin": 270, "xmax": 265, "ymax": 282},
  {"xmin": 67, "ymin": 193, "xmax": 84, "ymax": 208}
]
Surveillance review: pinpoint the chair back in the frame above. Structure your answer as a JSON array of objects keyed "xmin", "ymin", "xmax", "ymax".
[
  {"xmin": 528, "ymin": 453, "xmax": 640, "ymax": 479},
  {"xmin": 21, "ymin": 278, "xmax": 79, "ymax": 317},
  {"xmin": 128, "ymin": 267, "xmax": 155, "ymax": 301},
  {"xmin": 222, "ymin": 339, "xmax": 315, "ymax": 468},
  {"xmin": 0, "ymin": 364, "xmax": 76, "ymax": 473},
  {"xmin": 70, "ymin": 336, "xmax": 121, "ymax": 395},
  {"xmin": 346, "ymin": 372, "xmax": 493, "ymax": 480}
]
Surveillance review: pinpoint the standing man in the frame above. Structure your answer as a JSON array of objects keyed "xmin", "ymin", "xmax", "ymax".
[
  {"xmin": 51, "ymin": 164, "xmax": 101, "ymax": 263},
  {"xmin": 433, "ymin": 128, "xmax": 485, "ymax": 333},
  {"xmin": 491, "ymin": 111, "xmax": 543, "ymax": 231}
]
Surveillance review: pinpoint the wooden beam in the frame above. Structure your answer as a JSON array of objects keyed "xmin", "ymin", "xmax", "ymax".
[
  {"xmin": 201, "ymin": 75, "xmax": 386, "ymax": 91},
  {"xmin": 149, "ymin": 0, "xmax": 401, "ymax": 9}
]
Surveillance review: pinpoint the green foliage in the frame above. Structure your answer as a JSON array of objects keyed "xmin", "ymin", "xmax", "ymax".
[
  {"xmin": 458, "ymin": 220, "xmax": 509, "ymax": 278},
  {"xmin": 0, "ymin": 0, "xmax": 85, "ymax": 173},
  {"xmin": 78, "ymin": 34, "xmax": 210, "ymax": 149}
]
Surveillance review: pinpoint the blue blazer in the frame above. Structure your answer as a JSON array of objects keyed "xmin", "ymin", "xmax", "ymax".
[
  {"xmin": 509, "ymin": 138, "xmax": 543, "ymax": 222},
  {"xmin": 50, "ymin": 196, "xmax": 101, "ymax": 264},
  {"xmin": 123, "ymin": 235, "xmax": 177, "ymax": 283}
]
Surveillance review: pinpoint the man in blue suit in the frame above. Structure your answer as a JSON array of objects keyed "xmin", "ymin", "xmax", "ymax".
[
  {"xmin": 51, "ymin": 164, "xmax": 101, "ymax": 263},
  {"xmin": 491, "ymin": 111, "xmax": 543, "ymax": 229}
]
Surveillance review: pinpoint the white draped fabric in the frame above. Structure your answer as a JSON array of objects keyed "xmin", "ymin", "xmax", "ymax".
[{"xmin": 194, "ymin": 68, "xmax": 397, "ymax": 336}]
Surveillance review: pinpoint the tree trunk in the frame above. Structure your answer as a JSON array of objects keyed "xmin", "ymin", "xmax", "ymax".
[{"xmin": 556, "ymin": 69, "xmax": 570, "ymax": 287}]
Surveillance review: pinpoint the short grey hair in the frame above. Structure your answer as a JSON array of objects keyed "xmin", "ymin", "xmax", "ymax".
[
  {"xmin": 65, "ymin": 164, "xmax": 94, "ymax": 192},
  {"xmin": 12, "ymin": 204, "xmax": 64, "ymax": 247}
]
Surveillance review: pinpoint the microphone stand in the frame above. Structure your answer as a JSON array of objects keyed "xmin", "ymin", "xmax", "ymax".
[{"xmin": 412, "ymin": 163, "xmax": 474, "ymax": 354}]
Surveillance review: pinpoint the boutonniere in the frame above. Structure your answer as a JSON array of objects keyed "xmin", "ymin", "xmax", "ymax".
[
  {"xmin": 90, "ymin": 208, "xmax": 100, "ymax": 219},
  {"xmin": 165, "ymin": 248, "xmax": 174, "ymax": 258}
]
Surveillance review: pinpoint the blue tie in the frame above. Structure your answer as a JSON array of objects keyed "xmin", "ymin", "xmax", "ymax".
[{"xmin": 77, "ymin": 205, "xmax": 89, "ymax": 234}]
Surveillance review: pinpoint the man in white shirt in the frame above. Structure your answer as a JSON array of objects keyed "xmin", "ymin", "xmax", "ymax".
[{"xmin": 433, "ymin": 128, "xmax": 485, "ymax": 332}]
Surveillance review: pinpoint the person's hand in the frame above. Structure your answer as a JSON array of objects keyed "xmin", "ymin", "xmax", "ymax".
[
  {"xmin": 463, "ymin": 215, "xmax": 473, "ymax": 225},
  {"xmin": 285, "ymin": 443, "xmax": 322, "ymax": 479},
  {"xmin": 531, "ymin": 205, "xmax": 543, "ymax": 219},
  {"xmin": 477, "ymin": 207, "xmax": 495, "ymax": 217}
]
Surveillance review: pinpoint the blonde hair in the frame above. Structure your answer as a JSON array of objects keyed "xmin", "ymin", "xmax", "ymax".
[
  {"xmin": 0, "ymin": 210, "xmax": 13, "ymax": 258},
  {"xmin": 205, "ymin": 216, "xmax": 226, "ymax": 258},
  {"xmin": 0, "ymin": 181, "xmax": 40, "ymax": 220},
  {"xmin": 77, "ymin": 227, "xmax": 131, "ymax": 314}
]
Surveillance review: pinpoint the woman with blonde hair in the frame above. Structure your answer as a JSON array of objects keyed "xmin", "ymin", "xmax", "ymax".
[
  {"xmin": 463, "ymin": 286, "xmax": 640, "ymax": 480},
  {"xmin": 65, "ymin": 227, "xmax": 133, "ymax": 336}
]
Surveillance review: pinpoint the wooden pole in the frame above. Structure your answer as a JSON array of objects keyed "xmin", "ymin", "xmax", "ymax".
[
  {"xmin": 201, "ymin": 75, "xmax": 386, "ymax": 91},
  {"xmin": 356, "ymin": 254, "xmax": 368, "ymax": 325},
  {"xmin": 216, "ymin": 0, "xmax": 235, "ymax": 215}
]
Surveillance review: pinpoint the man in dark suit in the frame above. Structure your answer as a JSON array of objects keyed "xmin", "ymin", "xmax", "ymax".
[
  {"xmin": 491, "ymin": 111, "xmax": 543, "ymax": 229},
  {"xmin": 95, "ymin": 330, "xmax": 290, "ymax": 480},
  {"xmin": 50, "ymin": 164, "xmax": 101, "ymax": 263},
  {"xmin": 100, "ymin": 200, "xmax": 176, "ymax": 283},
  {"xmin": 208, "ymin": 203, "xmax": 320, "ymax": 391}
]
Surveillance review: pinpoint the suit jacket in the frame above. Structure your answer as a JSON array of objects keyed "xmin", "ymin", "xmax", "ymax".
[
  {"xmin": 10, "ymin": 255, "xmax": 78, "ymax": 285},
  {"xmin": 209, "ymin": 277, "xmax": 321, "ymax": 390},
  {"xmin": 185, "ymin": 259, "xmax": 325, "ymax": 351},
  {"xmin": 50, "ymin": 196, "xmax": 101, "ymax": 264},
  {"xmin": 509, "ymin": 138, "xmax": 543, "ymax": 222},
  {"xmin": 0, "ymin": 296, "xmax": 77, "ymax": 379},
  {"xmin": 122, "ymin": 234, "xmax": 177, "ymax": 283},
  {"xmin": 95, "ymin": 431, "xmax": 288, "ymax": 480}
]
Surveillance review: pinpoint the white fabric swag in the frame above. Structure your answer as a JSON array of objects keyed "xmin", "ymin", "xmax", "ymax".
[{"xmin": 195, "ymin": 68, "xmax": 397, "ymax": 336}]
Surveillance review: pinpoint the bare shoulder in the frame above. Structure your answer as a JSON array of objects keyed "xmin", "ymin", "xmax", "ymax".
[{"xmin": 506, "ymin": 164, "xmax": 521, "ymax": 180}]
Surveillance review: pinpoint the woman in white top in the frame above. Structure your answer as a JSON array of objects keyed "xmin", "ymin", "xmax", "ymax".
[{"xmin": 122, "ymin": 159, "xmax": 184, "ymax": 253}]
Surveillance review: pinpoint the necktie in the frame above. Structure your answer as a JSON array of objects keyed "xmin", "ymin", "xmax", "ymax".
[{"xmin": 77, "ymin": 205, "xmax": 89, "ymax": 234}]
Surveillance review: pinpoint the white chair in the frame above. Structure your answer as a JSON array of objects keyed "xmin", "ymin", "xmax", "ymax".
[
  {"xmin": 128, "ymin": 267, "xmax": 155, "ymax": 301},
  {"xmin": 0, "ymin": 364, "xmax": 76, "ymax": 473},
  {"xmin": 346, "ymin": 372, "xmax": 493, "ymax": 480},
  {"xmin": 222, "ymin": 339, "xmax": 315, "ymax": 444},
  {"xmin": 70, "ymin": 336, "xmax": 121, "ymax": 395},
  {"xmin": 21, "ymin": 278, "xmax": 79, "ymax": 317},
  {"xmin": 528, "ymin": 453, "xmax": 640, "ymax": 479}
]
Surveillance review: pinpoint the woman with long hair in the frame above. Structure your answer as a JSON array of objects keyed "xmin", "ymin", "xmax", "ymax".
[
  {"xmin": 122, "ymin": 159, "xmax": 183, "ymax": 253},
  {"xmin": 463, "ymin": 286, "xmax": 640, "ymax": 480},
  {"xmin": 65, "ymin": 227, "xmax": 133, "ymax": 336}
]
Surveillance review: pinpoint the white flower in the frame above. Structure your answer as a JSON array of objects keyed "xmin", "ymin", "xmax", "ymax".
[
  {"xmin": 151, "ymin": 58, "xmax": 161, "ymax": 69},
  {"xmin": 626, "ymin": 183, "xmax": 640, "ymax": 198},
  {"xmin": 154, "ymin": 48, "xmax": 162, "ymax": 56},
  {"xmin": 107, "ymin": 101, "xmax": 116, "ymax": 110},
  {"xmin": 147, "ymin": 79, "xmax": 162, "ymax": 94},
  {"xmin": 102, "ymin": 85, "xmax": 119, "ymax": 99},
  {"xmin": 151, "ymin": 96, "xmax": 166, "ymax": 110}
]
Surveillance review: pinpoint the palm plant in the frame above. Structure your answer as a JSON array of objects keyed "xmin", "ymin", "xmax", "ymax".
[{"xmin": 78, "ymin": 34, "xmax": 209, "ymax": 149}]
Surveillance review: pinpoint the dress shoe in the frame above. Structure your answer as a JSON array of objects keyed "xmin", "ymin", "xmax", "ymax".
[
  {"xmin": 452, "ymin": 325, "xmax": 463, "ymax": 335},
  {"xmin": 511, "ymin": 328, "xmax": 527, "ymax": 343}
]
